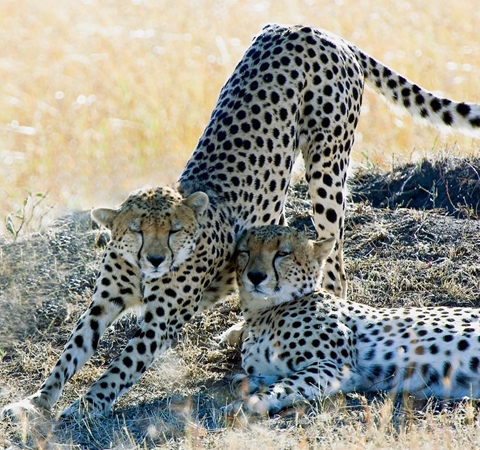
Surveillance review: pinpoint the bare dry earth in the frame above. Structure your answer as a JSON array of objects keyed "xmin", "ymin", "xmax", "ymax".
[{"xmin": 1, "ymin": 157, "xmax": 480, "ymax": 449}]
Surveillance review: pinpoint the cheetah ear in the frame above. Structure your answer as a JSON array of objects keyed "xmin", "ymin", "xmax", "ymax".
[
  {"xmin": 312, "ymin": 237, "xmax": 336, "ymax": 263},
  {"xmin": 183, "ymin": 191, "xmax": 209, "ymax": 216},
  {"xmin": 91, "ymin": 207, "xmax": 118, "ymax": 229}
]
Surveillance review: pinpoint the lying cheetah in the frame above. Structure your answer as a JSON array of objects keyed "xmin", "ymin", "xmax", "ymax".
[
  {"xmin": 224, "ymin": 225, "xmax": 480, "ymax": 416},
  {"xmin": 3, "ymin": 24, "xmax": 480, "ymax": 419}
]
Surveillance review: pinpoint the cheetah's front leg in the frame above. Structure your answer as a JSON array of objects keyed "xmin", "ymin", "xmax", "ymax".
[
  {"xmin": 60, "ymin": 282, "xmax": 196, "ymax": 418},
  {"xmin": 223, "ymin": 361, "xmax": 356, "ymax": 417},
  {"xmin": 2, "ymin": 249, "xmax": 142, "ymax": 419}
]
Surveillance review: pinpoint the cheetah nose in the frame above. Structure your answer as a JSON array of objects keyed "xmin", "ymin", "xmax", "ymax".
[
  {"xmin": 247, "ymin": 271, "xmax": 267, "ymax": 286},
  {"xmin": 147, "ymin": 255, "xmax": 165, "ymax": 268}
]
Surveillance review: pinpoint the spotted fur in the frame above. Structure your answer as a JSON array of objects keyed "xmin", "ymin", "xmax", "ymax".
[
  {"xmin": 224, "ymin": 225, "xmax": 480, "ymax": 416},
  {"xmin": 3, "ymin": 24, "xmax": 480, "ymax": 419}
]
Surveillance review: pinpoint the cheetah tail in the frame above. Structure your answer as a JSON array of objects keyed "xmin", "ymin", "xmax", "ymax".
[{"xmin": 350, "ymin": 45, "xmax": 480, "ymax": 137}]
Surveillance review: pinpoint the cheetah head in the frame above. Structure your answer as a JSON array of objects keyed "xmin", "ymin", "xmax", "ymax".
[
  {"xmin": 91, "ymin": 186, "xmax": 209, "ymax": 278},
  {"xmin": 236, "ymin": 225, "xmax": 335, "ymax": 314}
]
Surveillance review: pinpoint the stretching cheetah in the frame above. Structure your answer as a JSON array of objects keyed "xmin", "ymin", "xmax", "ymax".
[
  {"xmin": 224, "ymin": 225, "xmax": 480, "ymax": 416},
  {"xmin": 3, "ymin": 24, "xmax": 480, "ymax": 419}
]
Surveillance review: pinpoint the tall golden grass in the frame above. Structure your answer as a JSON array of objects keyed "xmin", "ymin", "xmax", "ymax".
[{"xmin": 1, "ymin": 0, "xmax": 479, "ymax": 224}]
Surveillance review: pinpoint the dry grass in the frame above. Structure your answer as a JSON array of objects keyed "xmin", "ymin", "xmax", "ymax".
[{"xmin": 1, "ymin": 0, "xmax": 480, "ymax": 230}]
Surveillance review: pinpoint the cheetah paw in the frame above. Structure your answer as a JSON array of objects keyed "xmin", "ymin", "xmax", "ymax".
[
  {"xmin": 60, "ymin": 398, "xmax": 107, "ymax": 421},
  {"xmin": 1, "ymin": 397, "xmax": 51, "ymax": 423},
  {"xmin": 218, "ymin": 320, "xmax": 247, "ymax": 347},
  {"xmin": 231, "ymin": 373, "xmax": 279, "ymax": 396},
  {"xmin": 221, "ymin": 395, "xmax": 272, "ymax": 418}
]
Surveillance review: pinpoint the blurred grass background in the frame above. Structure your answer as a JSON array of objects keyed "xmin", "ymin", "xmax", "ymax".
[{"xmin": 1, "ymin": 0, "xmax": 479, "ymax": 225}]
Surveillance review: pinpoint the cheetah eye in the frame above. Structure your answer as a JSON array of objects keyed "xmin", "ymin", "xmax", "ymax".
[
  {"xmin": 276, "ymin": 251, "xmax": 291, "ymax": 258},
  {"xmin": 129, "ymin": 220, "xmax": 141, "ymax": 233},
  {"xmin": 170, "ymin": 221, "xmax": 182, "ymax": 234}
]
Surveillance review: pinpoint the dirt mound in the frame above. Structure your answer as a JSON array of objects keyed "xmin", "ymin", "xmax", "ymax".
[
  {"xmin": 286, "ymin": 169, "xmax": 480, "ymax": 309},
  {"xmin": 350, "ymin": 157, "xmax": 480, "ymax": 218}
]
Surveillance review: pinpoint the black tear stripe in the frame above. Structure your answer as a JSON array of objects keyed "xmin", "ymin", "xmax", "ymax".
[{"xmin": 137, "ymin": 230, "xmax": 144, "ymax": 263}]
